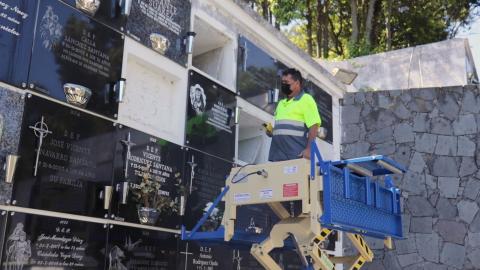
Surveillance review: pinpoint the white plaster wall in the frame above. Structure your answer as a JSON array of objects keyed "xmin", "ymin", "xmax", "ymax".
[
  {"xmin": 118, "ymin": 37, "xmax": 188, "ymax": 145},
  {"xmin": 194, "ymin": 0, "xmax": 343, "ymax": 163}
]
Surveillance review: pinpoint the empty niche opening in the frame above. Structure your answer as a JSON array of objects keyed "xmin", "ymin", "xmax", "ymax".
[
  {"xmin": 237, "ymin": 107, "xmax": 271, "ymax": 165},
  {"xmin": 119, "ymin": 51, "xmax": 185, "ymax": 145},
  {"xmin": 192, "ymin": 16, "xmax": 235, "ymax": 89}
]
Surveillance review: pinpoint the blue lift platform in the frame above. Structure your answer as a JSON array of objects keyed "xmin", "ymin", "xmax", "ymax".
[{"xmin": 182, "ymin": 142, "xmax": 406, "ymax": 270}]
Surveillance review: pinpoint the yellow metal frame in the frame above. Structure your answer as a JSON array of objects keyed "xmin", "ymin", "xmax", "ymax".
[{"xmin": 221, "ymin": 158, "xmax": 388, "ymax": 270}]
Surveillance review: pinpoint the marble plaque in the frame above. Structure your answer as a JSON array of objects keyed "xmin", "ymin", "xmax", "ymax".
[
  {"xmin": 183, "ymin": 148, "xmax": 233, "ymax": 232},
  {"xmin": 111, "ymin": 125, "xmax": 184, "ymax": 229},
  {"xmin": 306, "ymin": 81, "xmax": 333, "ymax": 144},
  {"xmin": 1, "ymin": 212, "xmax": 107, "ymax": 269},
  {"xmin": 186, "ymin": 70, "xmax": 236, "ymax": 162},
  {"xmin": 106, "ymin": 224, "xmax": 177, "ymax": 270},
  {"xmin": 12, "ymin": 95, "xmax": 116, "ymax": 217},
  {"xmin": 28, "ymin": 0, "xmax": 124, "ymax": 118},
  {"xmin": 0, "ymin": 0, "xmax": 36, "ymax": 87},
  {"xmin": 0, "ymin": 87, "xmax": 24, "ymax": 204},
  {"xmin": 237, "ymin": 36, "xmax": 287, "ymax": 115},
  {"xmin": 62, "ymin": 0, "xmax": 127, "ymax": 31},
  {"xmin": 126, "ymin": 0, "xmax": 191, "ymax": 66}
]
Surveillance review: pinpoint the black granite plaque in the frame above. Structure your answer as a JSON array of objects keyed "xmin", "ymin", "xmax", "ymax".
[
  {"xmin": 178, "ymin": 241, "xmax": 233, "ymax": 270},
  {"xmin": 183, "ymin": 149, "xmax": 233, "ymax": 232},
  {"xmin": 62, "ymin": 0, "xmax": 127, "ymax": 31},
  {"xmin": 306, "ymin": 81, "xmax": 333, "ymax": 144},
  {"xmin": 0, "ymin": 0, "xmax": 36, "ymax": 87},
  {"xmin": 126, "ymin": 0, "xmax": 191, "ymax": 66},
  {"xmin": 111, "ymin": 125, "xmax": 184, "ymax": 229},
  {"xmin": 28, "ymin": 0, "xmax": 124, "ymax": 118},
  {"xmin": 12, "ymin": 95, "xmax": 116, "ymax": 217},
  {"xmin": 0, "ymin": 87, "xmax": 24, "ymax": 204},
  {"xmin": 1, "ymin": 212, "xmax": 107, "ymax": 269},
  {"xmin": 237, "ymin": 36, "xmax": 287, "ymax": 115},
  {"xmin": 270, "ymin": 248, "xmax": 304, "ymax": 269},
  {"xmin": 236, "ymin": 204, "xmax": 277, "ymax": 238},
  {"xmin": 106, "ymin": 224, "xmax": 177, "ymax": 270},
  {"xmin": 186, "ymin": 70, "xmax": 236, "ymax": 162}
]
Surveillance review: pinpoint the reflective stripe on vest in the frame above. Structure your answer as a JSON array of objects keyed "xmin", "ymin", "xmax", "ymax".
[
  {"xmin": 272, "ymin": 129, "xmax": 305, "ymax": 137},
  {"xmin": 275, "ymin": 119, "xmax": 305, "ymax": 128},
  {"xmin": 273, "ymin": 119, "xmax": 306, "ymax": 137}
]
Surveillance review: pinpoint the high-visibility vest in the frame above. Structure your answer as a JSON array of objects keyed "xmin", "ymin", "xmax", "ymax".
[{"xmin": 269, "ymin": 91, "xmax": 321, "ymax": 161}]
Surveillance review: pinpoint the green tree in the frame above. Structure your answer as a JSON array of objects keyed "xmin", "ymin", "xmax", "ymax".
[{"xmin": 248, "ymin": 0, "xmax": 480, "ymax": 59}]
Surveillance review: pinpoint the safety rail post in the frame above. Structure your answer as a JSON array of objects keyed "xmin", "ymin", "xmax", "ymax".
[
  {"xmin": 310, "ymin": 141, "xmax": 325, "ymax": 179},
  {"xmin": 343, "ymin": 167, "xmax": 351, "ymax": 199}
]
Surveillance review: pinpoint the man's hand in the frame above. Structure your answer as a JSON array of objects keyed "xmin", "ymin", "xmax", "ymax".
[
  {"xmin": 262, "ymin": 123, "xmax": 273, "ymax": 137},
  {"xmin": 300, "ymin": 148, "xmax": 311, "ymax": 159}
]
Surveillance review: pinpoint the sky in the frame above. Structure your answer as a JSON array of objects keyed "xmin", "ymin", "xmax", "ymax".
[{"xmin": 457, "ymin": 14, "xmax": 480, "ymax": 72}]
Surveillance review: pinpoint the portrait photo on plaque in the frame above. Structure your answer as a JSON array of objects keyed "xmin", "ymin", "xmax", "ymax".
[
  {"xmin": 1, "ymin": 212, "xmax": 107, "ymax": 269},
  {"xmin": 186, "ymin": 70, "xmax": 236, "ymax": 162},
  {"xmin": 125, "ymin": 0, "xmax": 191, "ymax": 66},
  {"xmin": 111, "ymin": 125, "xmax": 184, "ymax": 229},
  {"xmin": 106, "ymin": 224, "xmax": 177, "ymax": 270},
  {"xmin": 12, "ymin": 95, "xmax": 116, "ymax": 218},
  {"xmin": 0, "ymin": 0, "xmax": 36, "ymax": 87},
  {"xmin": 28, "ymin": 0, "xmax": 124, "ymax": 119}
]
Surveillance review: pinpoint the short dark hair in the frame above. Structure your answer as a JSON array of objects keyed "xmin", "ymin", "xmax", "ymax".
[{"xmin": 282, "ymin": 68, "xmax": 303, "ymax": 86}]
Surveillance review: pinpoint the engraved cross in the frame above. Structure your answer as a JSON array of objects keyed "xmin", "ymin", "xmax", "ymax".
[
  {"xmin": 120, "ymin": 132, "xmax": 136, "ymax": 179},
  {"xmin": 187, "ymin": 155, "xmax": 197, "ymax": 194},
  {"xmin": 29, "ymin": 116, "xmax": 52, "ymax": 176},
  {"xmin": 180, "ymin": 243, "xmax": 193, "ymax": 270}
]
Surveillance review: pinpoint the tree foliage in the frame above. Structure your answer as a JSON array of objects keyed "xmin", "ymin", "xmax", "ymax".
[{"xmin": 245, "ymin": 0, "xmax": 480, "ymax": 59}]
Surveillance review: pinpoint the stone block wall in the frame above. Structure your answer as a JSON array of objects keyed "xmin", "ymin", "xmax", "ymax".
[{"xmin": 341, "ymin": 85, "xmax": 480, "ymax": 269}]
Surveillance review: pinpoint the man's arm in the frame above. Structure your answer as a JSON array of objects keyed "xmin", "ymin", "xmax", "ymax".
[{"xmin": 301, "ymin": 124, "xmax": 318, "ymax": 159}]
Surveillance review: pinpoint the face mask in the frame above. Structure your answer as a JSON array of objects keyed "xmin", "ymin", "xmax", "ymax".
[{"xmin": 281, "ymin": 83, "xmax": 292, "ymax": 96}]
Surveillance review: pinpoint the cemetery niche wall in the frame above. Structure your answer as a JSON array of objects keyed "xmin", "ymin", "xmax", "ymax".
[{"xmin": 0, "ymin": 0, "xmax": 342, "ymax": 268}]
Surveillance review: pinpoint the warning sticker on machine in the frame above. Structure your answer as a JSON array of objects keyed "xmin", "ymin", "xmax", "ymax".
[
  {"xmin": 283, "ymin": 183, "xmax": 299, "ymax": 197},
  {"xmin": 283, "ymin": 165, "xmax": 298, "ymax": 174},
  {"xmin": 259, "ymin": 189, "xmax": 273, "ymax": 199},
  {"xmin": 234, "ymin": 193, "xmax": 251, "ymax": 203}
]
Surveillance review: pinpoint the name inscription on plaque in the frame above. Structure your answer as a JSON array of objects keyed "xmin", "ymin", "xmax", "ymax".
[
  {"xmin": 12, "ymin": 95, "xmax": 115, "ymax": 217},
  {"xmin": 28, "ymin": 0, "xmax": 124, "ymax": 118},
  {"xmin": 112, "ymin": 127, "xmax": 183, "ymax": 228},
  {"xmin": 0, "ymin": 0, "xmax": 36, "ymax": 86},
  {"xmin": 126, "ymin": 0, "xmax": 191, "ymax": 66},
  {"xmin": 2, "ymin": 213, "xmax": 106, "ymax": 269},
  {"xmin": 0, "ymin": 0, "xmax": 28, "ymax": 36}
]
